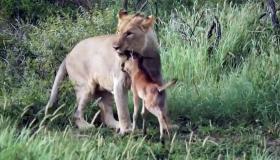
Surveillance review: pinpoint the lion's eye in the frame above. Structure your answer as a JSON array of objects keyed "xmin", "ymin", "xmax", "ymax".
[{"xmin": 126, "ymin": 31, "xmax": 133, "ymax": 37}]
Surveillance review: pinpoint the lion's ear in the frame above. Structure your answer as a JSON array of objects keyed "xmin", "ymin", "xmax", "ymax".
[
  {"xmin": 118, "ymin": 9, "xmax": 128, "ymax": 19},
  {"xmin": 142, "ymin": 15, "xmax": 155, "ymax": 30}
]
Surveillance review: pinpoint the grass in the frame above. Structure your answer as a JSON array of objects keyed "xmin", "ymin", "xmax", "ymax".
[
  {"xmin": 161, "ymin": 2, "xmax": 280, "ymax": 124},
  {"xmin": 0, "ymin": 1, "xmax": 280, "ymax": 159},
  {"xmin": 0, "ymin": 115, "xmax": 278, "ymax": 159}
]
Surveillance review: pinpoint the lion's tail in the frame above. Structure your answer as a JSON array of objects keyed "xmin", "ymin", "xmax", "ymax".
[{"xmin": 45, "ymin": 59, "xmax": 67, "ymax": 115}]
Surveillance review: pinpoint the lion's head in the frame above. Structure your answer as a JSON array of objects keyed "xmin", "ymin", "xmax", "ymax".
[{"xmin": 113, "ymin": 10, "xmax": 156, "ymax": 55}]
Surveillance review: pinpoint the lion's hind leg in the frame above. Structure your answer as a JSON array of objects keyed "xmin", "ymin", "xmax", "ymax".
[{"xmin": 74, "ymin": 83, "xmax": 96, "ymax": 130}]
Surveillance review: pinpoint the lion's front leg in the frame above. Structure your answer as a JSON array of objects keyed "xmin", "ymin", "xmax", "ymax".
[
  {"xmin": 96, "ymin": 91, "xmax": 120, "ymax": 130},
  {"xmin": 113, "ymin": 74, "xmax": 132, "ymax": 134}
]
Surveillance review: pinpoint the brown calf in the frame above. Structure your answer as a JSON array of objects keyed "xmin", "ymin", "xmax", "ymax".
[{"xmin": 122, "ymin": 53, "xmax": 177, "ymax": 141}]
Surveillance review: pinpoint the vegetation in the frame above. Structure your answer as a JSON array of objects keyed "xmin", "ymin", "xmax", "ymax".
[{"xmin": 0, "ymin": 0, "xmax": 279, "ymax": 159}]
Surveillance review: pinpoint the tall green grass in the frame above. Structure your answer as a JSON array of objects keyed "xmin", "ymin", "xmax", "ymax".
[{"xmin": 160, "ymin": 2, "xmax": 280, "ymax": 125}]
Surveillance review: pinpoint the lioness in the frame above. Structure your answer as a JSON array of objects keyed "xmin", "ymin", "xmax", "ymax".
[{"xmin": 45, "ymin": 10, "xmax": 163, "ymax": 134}]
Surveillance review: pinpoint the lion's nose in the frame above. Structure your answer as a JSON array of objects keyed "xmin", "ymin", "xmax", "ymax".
[{"xmin": 113, "ymin": 44, "xmax": 120, "ymax": 50}]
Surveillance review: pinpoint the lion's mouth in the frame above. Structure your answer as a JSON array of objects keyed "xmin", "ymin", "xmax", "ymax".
[
  {"xmin": 116, "ymin": 50, "xmax": 136, "ymax": 59},
  {"xmin": 116, "ymin": 50, "xmax": 155, "ymax": 61}
]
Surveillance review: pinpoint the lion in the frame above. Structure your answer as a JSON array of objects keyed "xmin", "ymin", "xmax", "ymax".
[{"xmin": 45, "ymin": 10, "xmax": 163, "ymax": 134}]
